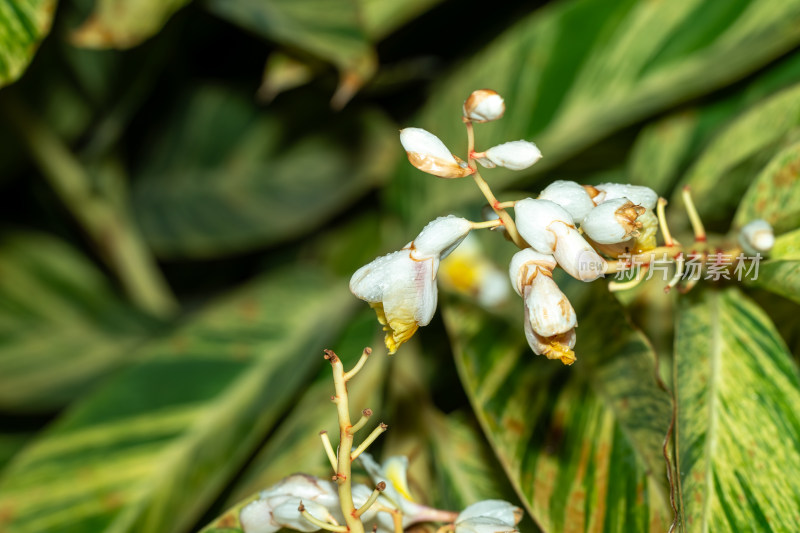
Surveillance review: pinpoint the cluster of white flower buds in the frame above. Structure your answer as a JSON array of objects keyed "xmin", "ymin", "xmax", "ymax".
[
  {"xmin": 239, "ymin": 455, "xmax": 522, "ymax": 533},
  {"xmin": 350, "ymin": 88, "xmax": 774, "ymax": 366}
]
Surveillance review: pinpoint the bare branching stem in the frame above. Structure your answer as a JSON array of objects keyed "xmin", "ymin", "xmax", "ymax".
[
  {"xmin": 351, "ymin": 423, "xmax": 388, "ymax": 461},
  {"xmin": 353, "ymin": 482, "xmax": 385, "ymax": 518},
  {"xmin": 344, "ymin": 347, "xmax": 371, "ymax": 382},
  {"xmin": 348, "ymin": 409, "xmax": 373, "ymax": 435},
  {"xmin": 681, "ymin": 186, "xmax": 706, "ymax": 242},
  {"xmin": 319, "ymin": 431, "xmax": 338, "ymax": 471}
]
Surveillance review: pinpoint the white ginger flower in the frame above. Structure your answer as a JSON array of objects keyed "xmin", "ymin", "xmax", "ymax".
[
  {"xmin": 739, "ymin": 219, "xmax": 775, "ymax": 255},
  {"xmin": 463, "ymin": 89, "xmax": 505, "ymax": 123},
  {"xmin": 514, "ymin": 198, "xmax": 606, "ymax": 281},
  {"xmin": 484, "ymin": 141, "xmax": 542, "ymax": 170},
  {"xmin": 239, "ymin": 474, "xmax": 339, "ymax": 533},
  {"xmin": 509, "ymin": 248, "xmax": 577, "ymax": 365},
  {"xmin": 400, "ymin": 127, "xmax": 473, "ymax": 178},
  {"xmin": 587, "ymin": 183, "xmax": 658, "ymax": 210},
  {"xmin": 455, "ymin": 500, "xmax": 523, "ymax": 533},
  {"xmin": 582, "ymin": 197, "xmax": 646, "ymax": 244},
  {"xmin": 538, "ymin": 180, "xmax": 595, "ymax": 222},
  {"xmin": 350, "ymin": 216, "xmax": 472, "ymax": 354}
]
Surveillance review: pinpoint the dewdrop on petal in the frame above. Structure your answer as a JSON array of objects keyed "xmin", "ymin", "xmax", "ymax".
[
  {"xmin": 400, "ymin": 127, "xmax": 473, "ymax": 178},
  {"xmin": 485, "ymin": 141, "xmax": 542, "ymax": 170},
  {"xmin": 463, "ymin": 89, "xmax": 505, "ymax": 123},
  {"xmin": 590, "ymin": 183, "xmax": 658, "ymax": 210},
  {"xmin": 739, "ymin": 219, "xmax": 775, "ymax": 255},
  {"xmin": 514, "ymin": 198, "xmax": 606, "ymax": 281},
  {"xmin": 539, "ymin": 180, "xmax": 595, "ymax": 222},
  {"xmin": 582, "ymin": 197, "xmax": 645, "ymax": 244}
]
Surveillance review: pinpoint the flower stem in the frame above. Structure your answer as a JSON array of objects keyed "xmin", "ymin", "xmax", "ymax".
[
  {"xmin": 325, "ymin": 350, "xmax": 366, "ymax": 533},
  {"xmin": 681, "ymin": 186, "xmax": 706, "ymax": 242},
  {"xmin": 319, "ymin": 431, "xmax": 338, "ymax": 471},
  {"xmin": 351, "ymin": 423, "xmax": 388, "ymax": 461},
  {"xmin": 353, "ymin": 482, "xmax": 386, "ymax": 518},
  {"xmin": 299, "ymin": 503, "xmax": 349, "ymax": 532}
]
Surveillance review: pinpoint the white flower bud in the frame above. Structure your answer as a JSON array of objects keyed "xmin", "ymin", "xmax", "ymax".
[
  {"xmin": 591, "ymin": 183, "xmax": 658, "ymax": 210},
  {"xmin": 456, "ymin": 500, "xmax": 523, "ymax": 528},
  {"xmin": 739, "ymin": 219, "xmax": 775, "ymax": 255},
  {"xmin": 514, "ymin": 199, "xmax": 605, "ymax": 281},
  {"xmin": 524, "ymin": 320, "xmax": 576, "ymax": 366},
  {"xmin": 538, "ymin": 180, "xmax": 595, "ymax": 221},
  {"xmin": 508, "ymin": 248, "xmax": 556, "ymax": 296},
  {"xmin": 412, "ymin": 215, "xmax": 472, "ymax": 259},
  {"xmin": 582, "ymin": 197, "xmax": 646, "ymax": 244},
  {"xmin": 485, "ymin": 141, "xmax": 542, "ymax": 170},
  {"xmin": 463, "ymin": 89, "xmax": 505, "ymax": 122},
  {"xmin": 400, "ymin": 127, "xmax": 473, "ymax": 178}
]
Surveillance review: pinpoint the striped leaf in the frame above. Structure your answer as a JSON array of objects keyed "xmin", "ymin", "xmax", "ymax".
[
  {"xmin": 0, "ymin": 0, "xmax": 55, "ymax": 87},
  {"xmin": 673, "ymin": 288, "xmax": 800, "ymax": 532},
  {"xmin": 131, "ymin": 87, "xmax": 396, "ymax": 259},
  {"xmin": 443, "ymin": 287, "xmax": 674, "ymax": 533},
  {"xmin": 0, "ymin": 267, "xmax": 355, "ymax": 533},
  {"xmin": 0, "ymin": 232, "xmax": 162, "ymax": 412},
  {"xmin": 359, "ymin": 0, "xmax": 444, "ymax": 40},
  {"xmin": 387, "ymin": 0, "xmax": 800, "ymax": 227},
  {"xmin": 676, "ymin": 82, "xmax": 800, "ymax": 230},
  {"xmin": 205, "ymin": 0, "xmax": 376, "ymax": 86},
  {"xmin": 70, "ymin": 0, "xmax": 190, "ymax": 48},
  {"xmin": 734, "ymin": 140, "xmax": 800, "ymax": 233}
]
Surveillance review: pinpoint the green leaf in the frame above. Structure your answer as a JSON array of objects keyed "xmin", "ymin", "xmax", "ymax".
[
  {"xmin": 387, "ymin": 0, "xmax": 800, "ymax": 227},
  {"xmin": 70, "ymin": 0, "xmax": 190, "ymax": 48},
  {"xmin": 358, "ymin": 0, "xmax": 444, "ymax": 40},
  {"xmin": 205, "ymin": 0, "xmax": 376, "ymax": 83},
  {"xmin": 746, "ymin": 229, "xmax": 800, "ymax": 304},
  {"xmin": 131, "ymin": 87, "xmax": 397, "ymax": 259},
  {"xmin": 734, "ymin": 140, "xmax": 800, "ymax": 233},
  {"xmin": 222, "ymin": 309, "xmax": 386, "ymax": 506},
  {"xmin": 676, "ymin": 82, "xmax": 800, "ymax": 228},
  {"xmin": 0, "ymin": 267, "xmax": 355, "ymax": 533},
  {"xmin": 0, "ymin": 0, "xmax": 56, "ymax": 87},
  {"xmin": 0, "ymin": 232, "xmax": 163, "ymax": 412},
  {"xmin": 673, "ymin": 288, "xmax": 800, "ymax": 532},
  {"xmin": 444, "ymin": 287, "xmax": 674, "ymax": 532}
]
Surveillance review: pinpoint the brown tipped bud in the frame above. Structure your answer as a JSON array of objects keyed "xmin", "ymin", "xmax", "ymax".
[
  {"xmin": 363, "ymin": 347, "xmax": 372, "ymax": 355},
  {"xmin": 379, "ymin": 422, "xmax": 388, "ymax": 430},
  {"xmin": 400, "ymin": 128, "xmax": 473, "ymax": 178},
  {"xmin": 297, "ymin": 501, "xmax": 305, "ymax": 512},
  {"xmin": 319, "ymin": 430, "xmax": 327, "ymax": 435},
  {"xmin": 362, "ymin": 408, "xmax": 373, "ymax": 417},
  {"xmin": 463, "ymin": 89, "xmax": 505, "ymax": 122},
  {"xmin": 376, "ymin": 481, "xmax": 387, "ymax": 491},
  {"xmin": 582, "ymin": 198, "xmax": 645, "ymax": 244}
]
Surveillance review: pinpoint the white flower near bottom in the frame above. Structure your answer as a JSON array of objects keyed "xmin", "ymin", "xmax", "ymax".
[
  {"xmin": 581, "ymin": 197, "xmax": 646, "ymax": 244},
  {"xmin": 587, "ymin": 182, "xmax": 658, "ymax": 211},
  {"xmin": 509, "ymin": 248, "xmax": 577, "ymax": 365},
  {"xmin": 514, "ymin": 198, "xmax": 606, "ymax": 281},
  {"xmin": 350, "ymin": 216, "xmax": 472, "ymax": 354},
  {"xmin": 239, "ymin": 474, "xmax": 340, "ymax": 533},
  {"xmin": 454, "ymin": 500, "xmax": 522, "ymax": 533}
]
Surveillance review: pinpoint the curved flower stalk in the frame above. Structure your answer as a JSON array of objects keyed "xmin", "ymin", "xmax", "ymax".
[
  {"xmin": 509, "ymin": 248, "xmax": 577, "ymax": 365},
  {"xmin": 350, "ymin": 216, "xmax": 472, "ymax": 354}
]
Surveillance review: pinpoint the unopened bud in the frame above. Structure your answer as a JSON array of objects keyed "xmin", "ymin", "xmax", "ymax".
[
  {"xmin": 582, "ymin": 198, "xmax": 645, "ymax": 244},
  {"xmin": 739, "ymin": 219, "xmax": 774, "ymax": 255},
  {"xmin": 463, "ymin": 89, "xmax": 505, "ymax": 123},
  {"xmin": 411, "ymin": 215, "xmax": 472, "ymax": 259},
  {"xmin": 485, "ymin": 140, "xmax": 542, "ymax": 170},
  {"xmin": 591, "ymin": 183, "xmax": 658, "ymax": 210},
  {"xmin": 509, "ymin": 250, "xmax": 576, "ymax": 338},
  {"xmin": 508, "ymin": 248, "xmax": 556, "ymax": 296},
  {"xmin": 400, "ymin": 127, "xmax": 473, "ymax": 178},
  {"xmin": 539, "ymin": 180, "xmax": 595, "ymax": 221}
]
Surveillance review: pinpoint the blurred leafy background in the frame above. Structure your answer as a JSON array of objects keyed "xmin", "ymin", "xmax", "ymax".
[{"xmin": 1, "ymin": 0, "xmax": 800, "ymax": 532}]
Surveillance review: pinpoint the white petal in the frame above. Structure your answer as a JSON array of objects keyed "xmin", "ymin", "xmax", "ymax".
[
  {"xmin": 582, "ymin": 198, "xmax": 634, "ymax": 244},
  {"xmin": 261, "ymin": 474, "xmax": 339, "ymax": 509},
  {"xmin": 457, "ymin": 500, "xmax": 521, "ymax": 525},
  {"xmin": 739, "ymin": 219, "xmax": 775, "ymax": 255},
  {"xmin": 508, "ymin": 248, "xmax": 556, "ymax": 296},
  {"xmin": 456, "ymin": 517, "xmax": 518, "ymax": 533},
  {"xmin": 381, "ymin": 256, "xmax": 438, "ymax": 327},
  {"xmin": 240, "ymin": 499, "xmax": 281, "ymax": 533},
  {"xmin": 550, "ymin": 222, "xmax": 606, "ymax": 281},
  {"xmin": 525, "ymin": 276, "xmax": 577, "ymax": 337},
  {"xmin": 400, "ymin": 127, "xmax": 454, "ymax": 161},
  {"xmin": 523, "ymin": 317, "xmax": 576, "ymax": 360},
  {"xmin": 349, "ymin": 251, "xmax": 407, "ymax": 304},
  {"xmin": 594, "ymin": 183, "xmax": 657, "ymax": 210},
  {"xmin": 485, "ymin": 141, "xmax": 542, "ymax": 170},
  {"xmin": 413, "ymin": 215, "xmax": 473, "ymax": 259},
  {"xmin": 514, "ymin": 198, "xmax": 574, "ymax": 254},
  {"xmin": 539, "ymin": 180, "xmax": 595, "ymax": 221},
  {"xmin": 463, "ymin": 90, "xmax": 505, "ymax": 122},
  {"xmin": 272, "ymin": 499, "xmax": 328, "ymax": 532}
]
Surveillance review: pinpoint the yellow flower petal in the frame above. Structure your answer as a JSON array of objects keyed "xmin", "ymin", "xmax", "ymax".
[
  {"xmin": 369, "ymin": 303, "xmax": 419, "ymax": 355},
  {"xmin": 383, "ymin": 457, "xmax": 415, "ymax": 502}
]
